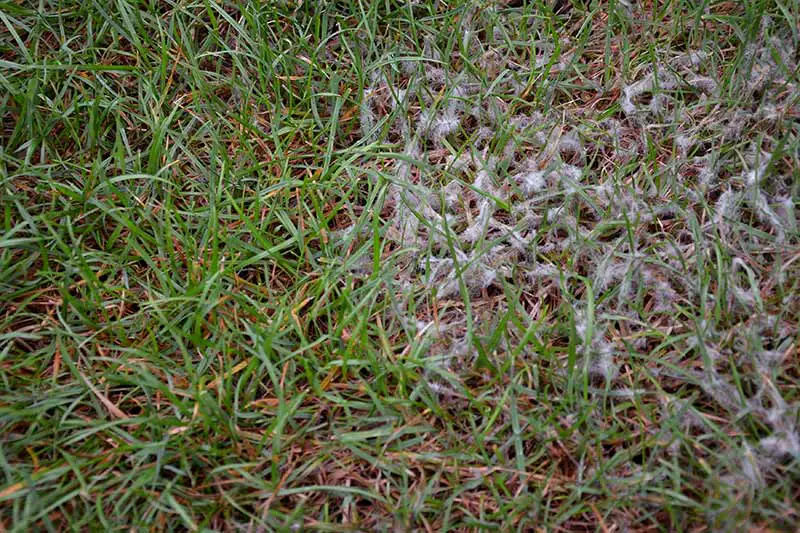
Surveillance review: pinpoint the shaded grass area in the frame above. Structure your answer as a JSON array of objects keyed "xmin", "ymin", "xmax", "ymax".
[{"xmin": 1, "ymin": 0, "xmax": 799, "ymax": 530}]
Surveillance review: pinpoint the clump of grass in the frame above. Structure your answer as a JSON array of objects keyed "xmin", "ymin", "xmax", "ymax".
[{"xmin": 1, "ymin": 0, "xmax": 799, "ymax": 530}]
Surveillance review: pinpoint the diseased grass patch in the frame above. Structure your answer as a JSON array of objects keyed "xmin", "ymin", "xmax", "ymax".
[{"xmin": 1, "ymin": 0, "xmax": 799, "ymax": 530}]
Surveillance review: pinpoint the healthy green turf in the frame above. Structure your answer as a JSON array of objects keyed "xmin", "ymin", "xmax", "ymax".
[{"xmin": 1, "ymin": 0, "xmax": 799, "ymax": 530}]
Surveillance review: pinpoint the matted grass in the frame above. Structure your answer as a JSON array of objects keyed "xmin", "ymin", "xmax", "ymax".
[{"xmin": 1, "ymin": 0, "xmax": 799, "ymax": 530}]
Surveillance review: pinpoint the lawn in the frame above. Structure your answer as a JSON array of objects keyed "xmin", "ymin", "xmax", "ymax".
[{"xmin": 1, "ymin": 0, "xmax": 799, "ymax": 530}]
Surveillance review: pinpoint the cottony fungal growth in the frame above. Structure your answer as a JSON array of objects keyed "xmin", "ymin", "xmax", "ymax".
[{"xmin": 1, "ymin": 1, "xmax": 798, "ymax": 530}]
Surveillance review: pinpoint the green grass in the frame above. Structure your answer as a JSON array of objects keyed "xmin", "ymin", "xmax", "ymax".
[{"xmin": 1, "ymin": 0, "xmax": 799, "ymax": 530}]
